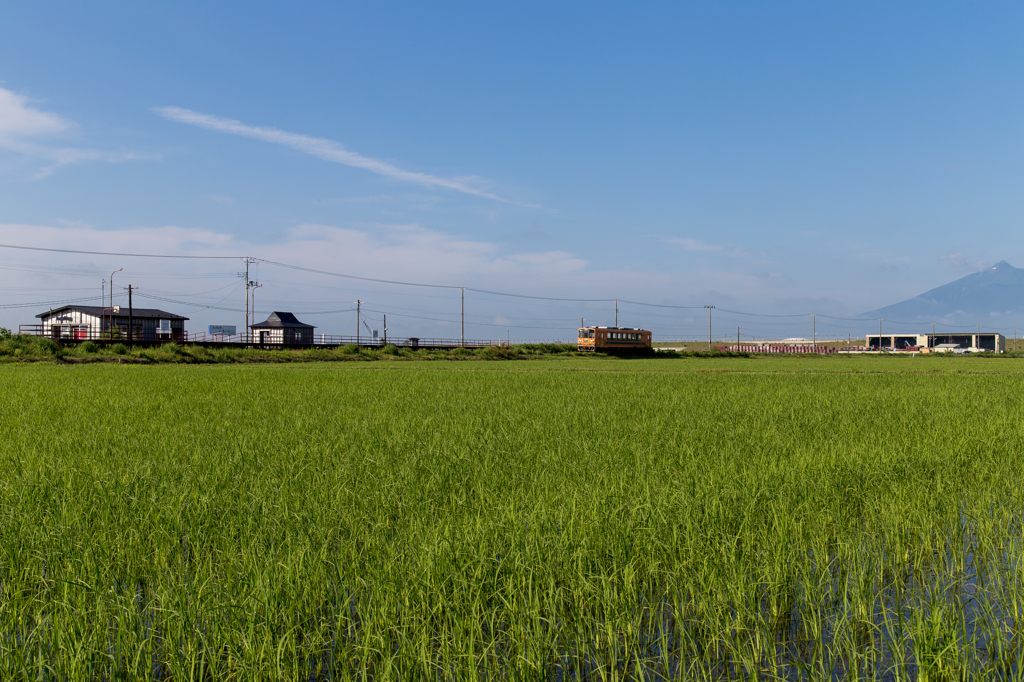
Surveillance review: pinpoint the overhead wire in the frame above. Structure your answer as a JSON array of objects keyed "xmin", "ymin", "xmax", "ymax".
[{"xmin": 1, "ymin": 242, "xmax": 1022, "ymax": 336}]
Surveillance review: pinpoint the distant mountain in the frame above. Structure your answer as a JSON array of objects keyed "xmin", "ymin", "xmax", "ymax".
[{"xmin": 862, "ymin": 261, "xmax": 1024, "ymax": 325}]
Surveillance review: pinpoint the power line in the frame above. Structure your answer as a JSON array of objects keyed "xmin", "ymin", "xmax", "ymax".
[
  {"xmin": 4, "ymin": 242, "xmax": 1024, "ymax": 334},
  {"xmin": 0, "ymin": 295, "xmax": 101, "ymax": 310},
  {"xmin": 618, "ymin": 300, "xmax": 703, "ymax": 309},
  {"xmin": 260, "ymin": 259, "xmax": 459, "ymax": 290},
  {"xmin": 361, "ymin": 307, "xmax": 572, "ymax": 330},
  {"xmin": 716, "ymin": 308, "xmax": 810, "ymax": 318},
  {"xmin": 465, "ymin": 287, "xmax": 612, "ymax": 302},
  {"xmin": 0, "ymin": 243, "xmax": 240, "ymax": 259}
]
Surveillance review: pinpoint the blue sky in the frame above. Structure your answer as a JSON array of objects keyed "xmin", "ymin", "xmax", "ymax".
[{"xmin": 1, "ymin": 2, "xmax": 1022, "ymax": 341}]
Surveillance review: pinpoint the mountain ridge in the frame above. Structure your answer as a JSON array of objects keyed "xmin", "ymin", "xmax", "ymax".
[{"xmin": 861, "ymin": 261, "xmax": 1024, "ymax": 325}]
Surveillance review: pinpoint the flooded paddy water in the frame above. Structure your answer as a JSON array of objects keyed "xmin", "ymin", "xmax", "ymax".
[{"xmin": 1, "ymin": 357, "xmax": 1023, "ymax": 679}]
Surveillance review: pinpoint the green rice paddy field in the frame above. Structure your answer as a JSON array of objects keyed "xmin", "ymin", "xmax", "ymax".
[{"xmin": 2, "ymin": 356, "xmax": 1024, "ymax": 680}]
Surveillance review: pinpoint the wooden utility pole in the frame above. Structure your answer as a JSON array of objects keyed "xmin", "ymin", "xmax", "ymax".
[
  {"xmin": 239, "ymin": 257, "xmax": 257, "ymax": 345},
  {"xmin": 383, "ymin": 314, "xmax": 387, "ymax": 345},
  {"xmin": 614, "ymin": 299, "xmax": 618, "ymax": 327},
  {"xmin": 812, "ymin": 313, "xmax": 816, "ymax": 349},
  {"xmin": 705, "ymin": 305, "xmax": 715, "ymax": 351},
  {"xmin": 461, "ymin": 287, "xmax": 465, "ymax": 346},
  {"xmin": 356, "ymin": 300, "xmax": 361, "ymax": 346}
]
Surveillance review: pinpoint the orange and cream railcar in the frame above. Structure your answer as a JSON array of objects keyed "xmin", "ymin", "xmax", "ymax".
[{"xmin": 577, "ymin": 326, "xmax": 652, "ymax": 352}]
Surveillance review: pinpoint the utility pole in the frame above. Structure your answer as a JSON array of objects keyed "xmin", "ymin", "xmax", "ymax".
[
  {"xmin": 461, "ymin": 287, "xmax": 465, "ymax": 346},
  {"xmin": 126, "ymin": 285, "xmax": 134, "ymax": 347},
  {"xmin": 614, "ymin": 299, "xmax": 618, "ymax": 327},
  {"xmin": 239, "ymin": 257, "xmax": 257, "ymax": 345},
  {"xmin": 383, "ymin": 314, "xmax": 387, "ymax": 345},
  {"xmin": 705, "ymin": 305, "xmax": 715, "ymax": 351},
  {"xmin": 812, "ymin": 313, "xmax": 816, "ymax": 349},
  {"xmin": 250, "ymin": 283, "xmax": 262, "ymax": 339},
  {"xmin": 737, "ymin": 327, "xmax": 740, "ymax": 348},
  {"xmin": 109, "ymin": 267, "xmax": 122, "ymax": 339},
  {"xmin": 356, "ymin": 300, "xmax": 361, "ymax": 346},
  {"xmin": 878, "ymin": 318, "xmax": 882, "ymax": 351}
]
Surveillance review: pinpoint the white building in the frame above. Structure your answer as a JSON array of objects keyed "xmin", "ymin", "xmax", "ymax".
[
  {"xmin": 35, "ymin": 305, "xmax": 188, "ymax": 341},
  {"xmin": 865, "ymin": 332, "xmax": 1004, "ymax": 353}
]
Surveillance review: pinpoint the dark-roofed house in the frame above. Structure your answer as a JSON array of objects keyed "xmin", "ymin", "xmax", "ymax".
[
  {"xmin": 251, "ymin": 311, "xmax": 315, "ymax": 345},
  {"xmin": 36, "ymin": 305, "xmax": 188, "ymax": 341}
]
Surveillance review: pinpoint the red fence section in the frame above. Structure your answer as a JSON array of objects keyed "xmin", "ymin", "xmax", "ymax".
[{"xmin": 717, "ymin": 344, "xmax": 837, "ymax": 354}]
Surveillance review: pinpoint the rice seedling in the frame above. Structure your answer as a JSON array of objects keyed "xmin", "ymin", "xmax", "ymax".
[{"xmin": 0, "ymin": 358, "xmax": 1022, "ymax": 679}]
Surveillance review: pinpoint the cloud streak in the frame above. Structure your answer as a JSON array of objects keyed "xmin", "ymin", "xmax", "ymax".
[
  {"xmin": 154, "ymin": 106, "xmax": 509, "ymax": 202},
  {"xmin": 0, "ymin": 88, "xmax": 69, "ymax": 139},
  {"xmin": 666, "ymin": 237, "xmax": 749, "ymax": 256},
  {"xmin": 0, "ymin": 87, "xmax": 143, "ymax": 176},
  {"xmin": 939, "ymin": 251, "xmax": 986, "ymax": 272}
]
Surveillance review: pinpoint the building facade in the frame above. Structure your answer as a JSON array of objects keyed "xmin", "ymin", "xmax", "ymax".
[
  {"xmin": 35, "ymin": 305, "xmax": 188, "ymax": 341},
  {"xmin": 251, "ymin": 311, "xmax": 316, "ymax": 345},
  {"xmin": 866, "ymin": 333, "xmax": 1004, "ymax": 352}
]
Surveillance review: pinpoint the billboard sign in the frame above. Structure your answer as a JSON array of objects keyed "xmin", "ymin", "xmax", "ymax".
[{"xmin": 209, "ymin": 325, "xmax": 236, "ymax": 335}]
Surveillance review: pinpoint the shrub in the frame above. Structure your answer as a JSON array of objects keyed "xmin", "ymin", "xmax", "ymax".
[
  {"xmin": 480, "ymin": 345, "xmax": 518, "ymax": 359},
  {"xmin": 380, "ymin": 344, "xmax": 400, "ymax": 356},
  {"xmin": 110, "ymin": 343, "xmax": 128, "ymax": 356},
  {"xmin": 0, "ymin": 327, "xmax": 11, "ymax": 340},
  {"xmin": 37, "ymin": 338, "xmax": 61, "ymax": 355},
  {"xmin": 339, "ymin": 344, "xmax": 360, "ymax": 355},
  {"xmin": 79, "ymin": 341, "xmax": 99, "ymax": 354},
  {"xmin": 160, "ymin": 342, "xmax": 182, "ymax": 355}
]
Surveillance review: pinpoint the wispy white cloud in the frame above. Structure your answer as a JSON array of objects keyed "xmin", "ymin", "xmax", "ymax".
[
  {"xmin": 0, "ymin": 221, "xmax": 589, "ymax": 294},
  {"xmin": 0, "ymin": 88, "xmax": 69, "ymax": 139},
  {"xmin": 666, "ymin": 237, "xmax": 749, "ymax": 256},
  {"xmin": 202, "ymin": 194, "xmax": 235, "ymax": 206},
  {"xmin": 154, "ymin": 106, "xmax": 510, "ymax": 203},
  {"xmin": 939, "ymin": 251, "xmax": 986, "ymax": 272},
  {"xmin": 0, "ymin": 87, "xmax": 143, "ymax": 176}
]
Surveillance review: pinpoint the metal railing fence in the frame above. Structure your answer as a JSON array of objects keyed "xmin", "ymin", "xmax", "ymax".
[{"xmin": 17, "ymin": 325, "xmax": 501, "ymax": 349}]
